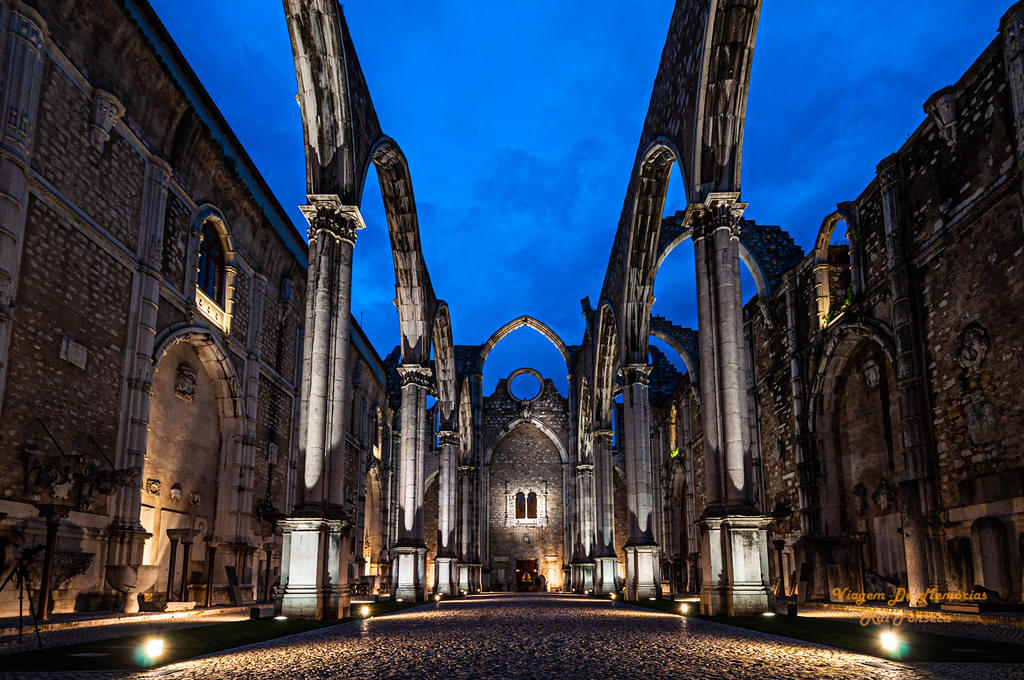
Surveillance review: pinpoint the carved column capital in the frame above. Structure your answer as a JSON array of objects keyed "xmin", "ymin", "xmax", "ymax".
[
  {"xmin": 575, "ymin": 463, "xmax": 595, "ymax": 477},
  {"xmin": 618, "ymin": 363, "xmax": 651, "ymax": 387},
  {"xmin": 300, "ymin": 195, "xmax": 364, "ymax": 245},
  {"xmin": 397, "ymin": 364, "xmax": 433, "ymax": 390},
  {"xmin": 90, "ymin": 89, "xmax": 125, "ymax": 152},
  {"xmin": 593, "ymin": 429, "xmax": 614, "ymax": 444},
  {"xmin": 437, "ymin": 430, "xmax": 460, "ymax": 448},
  {"xmin": 690, "ymin": 192, "xmax": 746, "ymax": 241}
]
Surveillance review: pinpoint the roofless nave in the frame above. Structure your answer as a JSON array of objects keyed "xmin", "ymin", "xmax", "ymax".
[{"xmin": 1, "ymin": 0, "xmax": 1023, "ymax": 624}]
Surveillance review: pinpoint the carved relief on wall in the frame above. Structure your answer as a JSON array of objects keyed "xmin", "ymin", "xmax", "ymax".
[
  {"xmin": 144, "ymin": 478, "xmax": 161, "ymax": 496},
  {"xmin": 175, "ymin": 364, "xmax": 198, "ymax": 402},
  {"xmin": 872, "ymin": 479, "xmax": 895, "ymax": 512},
  {"xmin": 169, "ymin": 483, "xmax": 182, "ymax": 502},
  {"xmin": 956, "ymin": 322, "xmax": 990, "ymax": 373},
  {"xmin": 965, "ymin": 397, "xmax": 999, "ymax": 446},
  {"xmin": 861, "ymin": 359, "xmax": 880, "ymax": 390}
]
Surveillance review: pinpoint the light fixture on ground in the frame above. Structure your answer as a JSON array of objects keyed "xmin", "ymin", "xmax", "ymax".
[
  {"xmin": 434, "ymin": 594, "xmax": 441, "ymax": 602},
  {"xmin": 680, "ymin": 603, "xmax": 689, "ymax": 614},
  {"xmin": 143, "ymin": 638, "xmax": 164, "ymax": 660},
  {"xmin": 274, "ymin": 615, "xmax": 287, "ymax": 621},
  {"xmin": 880, "ymin": 630, "xmax": 900, "ymax": 652},
  {"xmin": 762, "ymin": 611, "xmax": 775, "ymax": 617},
  {"xmin": 360, "ymin": 605, "xmax": 370, "ymax": 617},
  {"xmin": 610, "ymin": 593, "xmax": 617, "ymax": 600}
]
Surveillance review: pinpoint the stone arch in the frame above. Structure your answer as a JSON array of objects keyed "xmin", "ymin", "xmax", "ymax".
[
  {"xmin": 483, "ymin": 418, "xmax": 569, "ymax": 467},
  {"xmin": 622, "ymin": 141, "xmax": 678, "ymax": 365},
  {"xmin": 475, "ymin": 315, "xmax": 572, "ymax": 375},
  {"xmin": 648, "ymin": 328, "xmax": 698, "ymax": 377},
  {"xmin": 813, "ymin": 210, "xmax": 857, "ymax": 328},
  {"xmin": 364, "ymin": 137, "xmax": 436, "ymax": 365},
  {"xmin": 457, "ymin": 377, "xmax": 473, "ymax": 465},
  {"xmin": 808, "ymin": 322, "xmax": 904, "ymax": 581},
  {"xmin": 578, "ymin": 378, "xmax": 592, "ymax": 464},
  {"xmin": 152, "ymin": 326, "xmax": 244, "ymax": 422},
  {"xmin": 430, "ymin": 301, "xmax": 457, "ymax": 428},
  {"xmin": 655, "ymin": 225, "xmax": 771, "ymax": 299},
  {"xmin": 362, "ymin": 464, "xmax": 385, "ymax": 580},
  {"xmin": 594, "ymin": 304, "xmax": 618, "ymax": 429}
]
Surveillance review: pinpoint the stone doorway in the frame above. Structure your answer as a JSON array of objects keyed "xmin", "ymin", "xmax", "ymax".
[{"xmin": 516, "ymin": 559, "xmax": 538, "ymax": 591}]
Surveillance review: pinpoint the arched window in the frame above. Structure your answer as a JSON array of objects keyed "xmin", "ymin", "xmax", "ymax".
[
  {"xmin": 526, "ymin": 492, "xmax": 537, "ymax": 519},
  {"xmin": 515, "ymin": 492, "xmax": 526, "ymax": 519},
  {"xmin": 197, "ymin": 221, "xmax": 225, "ymax": 305}
]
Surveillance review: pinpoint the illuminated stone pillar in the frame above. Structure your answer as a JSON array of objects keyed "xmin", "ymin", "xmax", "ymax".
[
  {"xmin": 571, "ymin": 461, "xmax": 596, "ymax": 592},
  {"xmin": 278, "ymin": 196, "xmax": 362, "ymax": 619},
  {"xmin": 692, "ymin": 194, "xmax": 772, "ymax": 615},
  {"xmin": 593, "ymin": 429, "xmax": 617, "ymax": 594},
  {"xmin": 435, "ymin": 430, "xmax": 458, "ymax": 595},
  {"xmin": 620, "ymin": 364, "xmax": 659, "ymax": 600},
  {"xmin": 393, "ymin": 364, "xmax": 431, "ymax": 602}
]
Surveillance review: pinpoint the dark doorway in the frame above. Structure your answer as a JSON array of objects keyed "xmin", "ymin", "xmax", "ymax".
[{"xmin": 516, "ymin": 559, "xmax": 537, "ymax": 592}]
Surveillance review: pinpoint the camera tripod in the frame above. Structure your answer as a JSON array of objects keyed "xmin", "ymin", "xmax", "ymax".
[{"xmin": 0, "ymin": 546, "xmax": 44, "ymax": 648}]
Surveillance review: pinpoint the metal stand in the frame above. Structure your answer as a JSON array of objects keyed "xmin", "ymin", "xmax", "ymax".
[{"xmin": 0, "ymin": 546, "xmax": 45, "ymax": 648}]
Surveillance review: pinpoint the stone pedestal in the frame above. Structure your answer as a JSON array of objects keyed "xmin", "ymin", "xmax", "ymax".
[
  {"xmin": 277, "ymin": 518, "xmax": 348, "ymax": 619},
  {"xmin": 457, "ymin": 562, "xmax": 481, "ymax": 593},
  {"xmin": 625, "ymin": 545, "xmax": 660, "ymax": 600},
  {"xmin": 393, "ymin": 545, "xmax": 427, "ymax": 601},
  {"xmin": 595, "ymin": 556, "xmax": 618, "ymax": 595},
  {"xmin": 699, "ymin": 515, "xmax": 773, "ymax": 615},
  {"xmin": 435, "ymin": 556, "xmax": 457, "ymax": 596},
  {"xmin": 571, "ymin": 562, "xmax": 595, "ymax": 593}
]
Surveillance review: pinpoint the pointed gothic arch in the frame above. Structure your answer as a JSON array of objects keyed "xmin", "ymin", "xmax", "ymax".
[{"xmin": 475, "ymin": 315, "xmax": 572, "ymax": 376}]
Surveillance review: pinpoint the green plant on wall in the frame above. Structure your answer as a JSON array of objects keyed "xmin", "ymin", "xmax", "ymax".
[{"xmin": 823, "ymin": 287, "xmax": 854, "ymax": 326}]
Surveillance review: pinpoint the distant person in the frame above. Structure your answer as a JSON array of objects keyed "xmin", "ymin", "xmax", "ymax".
[{"xmin": 537, "ymin": 574, "xmax": 547, "ymax": 592}]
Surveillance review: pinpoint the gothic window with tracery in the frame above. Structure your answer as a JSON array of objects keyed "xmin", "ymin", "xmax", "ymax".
[
  {"xmin": 198, "ymin": 221, "xmax": 225, "ymax": 305},
  {"xmin": 526, "ymin": 491, "xmax": 537, "ymax": 519},
  {"xmin": 515, "ymin": 492, "xmax": 526, "ymax": 519}
]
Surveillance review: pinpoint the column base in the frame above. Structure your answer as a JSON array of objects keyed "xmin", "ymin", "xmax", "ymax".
[
  {"xmin": 393, "ymin": 546, "xmax": 427, "ymax": 602},
  {"xmin": 625, "ymin": 545, "xmax": 660, "ymax": 600},
  {"xmin": 435, "ymin": 557, "xmax": 457, "ymax": 595},
  {"xmin": 699, "ymin": 514, "xmax": 773, "ymax": 616},
  {"xmin": 570, "ymin": 562, "xmax": 595, "ymax": 593},
  {"xmin": 594, "ymin": 556, "xmax": 618, "ymax": 595},
  {"xmin": 277, "ymin": 517, "xmax": 349, "ymax": 619},
  {"xmin": 457, "ymin": 563, "xmax": 481, "ymax": 594}
]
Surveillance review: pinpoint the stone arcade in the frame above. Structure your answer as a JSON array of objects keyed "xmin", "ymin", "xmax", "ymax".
[{"xmin": 1, "ymin": 0, "xmax": 1024, "ymax": 625}]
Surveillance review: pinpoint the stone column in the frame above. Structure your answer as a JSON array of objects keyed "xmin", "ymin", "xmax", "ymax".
[
  {"xmin": 393, "ymin": 364, "xmax": 431, "ymax": 602},
  {"xmin": 107, "ymin": 157, "xmax": 170, "ymax": 601},
  {"xmin": 165, "ymin": 533, "xmax": 180, "ymax": 601},
  {"xmin": 572, "ymin": 461, "xmax": 596, "ymax": 592},
  {"xmin": 435, "ymin": 430, "xmax": 458, "ymax": 595},
  {"xmin": 0, "ymin": 5, "xmax": 46, "ymax": 413},
  {"xmin": 620, "ymin": 364, "xmax": 659, "ymax": 600},
  {"xmin": 782, "ymin": 271, "xmax": 819, "ymax": 535},
  {"xmin": 877, "ymin": 155, "xmax": 933, "ymax": 607},
  {"xmin": 278, "ymin": 196, "xmax": 363, "ymax": 619},
  {"xmin": 456, "ymin": 464, "xmax": 475, "ymax": 593},
  {"xmin": 593, "ymin": 429, "xmax": 617, "ymax": 594},
  {"xmin": 692, "ymin": 194, "xmax": 772, "ymax": 616}
]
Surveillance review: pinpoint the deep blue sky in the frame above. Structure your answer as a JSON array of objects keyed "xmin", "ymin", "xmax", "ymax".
[{"xmin": 149, "ymin": 1, "xmax": 1008, "ymax": 395}]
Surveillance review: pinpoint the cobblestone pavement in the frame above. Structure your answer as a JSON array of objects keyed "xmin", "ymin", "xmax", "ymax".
[{"xmin": 3, "ymin": 594, "xmax": 1024, "ymax": 680}]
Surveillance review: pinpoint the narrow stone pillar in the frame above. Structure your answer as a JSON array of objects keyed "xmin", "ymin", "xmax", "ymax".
[
  {"xmin": 0, "ymin": 5, "xmax": 46, "ymax": 413},
  {"xmin": 620, "ymin": 364, "xmax": 659, "ymax": 600},
  {"xmin": 456, "ymin": 464, "xmax": 476, "ymax": 593},
  {"xmin": 572, "ymin": 462, "xmax": 596, "ymax": 592},
  {"xmin": 278, "ymin": 196, "xmax": 363, "ymax": 619},
  {"xmin": 165, "ymin": 535, "xmax": 180, "ymax": 601},
  {"xmin": 782, "ymin": 272, "xmax": 818, "ymax": 535},
  {"xmin": 877, "ymin": 155, "xmax": 933, "ymax": 603},
  {"xmin": 393, "ymin": 364, "xmax": 431, "ymax": 602},
  {"xmin": 204, "ymin": 545, "xmax": 217, "ymax": 608},
  {"xmin": 593, "ymin": 429, "xmax": 617, "ymax": 594},
  {"xmin": 179, "ymin": 537, "xmax": 195, "ymax": 602},
  {"xmin": 435, "ymin": 430, "xmax": 459, "ymax": 595},
  {"xmin": 692, "ymin": 194, "xmax": 772, "ymax": 616}
]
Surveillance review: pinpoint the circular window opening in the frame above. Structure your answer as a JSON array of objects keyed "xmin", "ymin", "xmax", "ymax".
[{"xmin": 508, "ymin": 369, "xmax": 542, "ymax": 402}]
